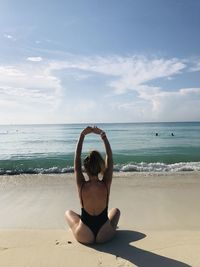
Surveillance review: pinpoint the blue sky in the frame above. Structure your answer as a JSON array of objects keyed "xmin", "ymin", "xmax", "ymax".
[{"xmin": 0, "ymin": 0, "xmax": 200, "ymax": 124}]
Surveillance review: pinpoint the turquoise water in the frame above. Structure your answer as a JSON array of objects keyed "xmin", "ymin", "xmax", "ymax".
[{"xmin": 0, "ymin": 122, "xmax": 200, "ymax": 174}]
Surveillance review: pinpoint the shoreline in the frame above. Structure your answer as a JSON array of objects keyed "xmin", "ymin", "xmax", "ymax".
[
  {"xmin": 1, "ymin": 161, "xmax": 200, "ymax": 175},
  {"xmin": 0, "ymin": 172, "xmax": 200, "ymax": 266}
]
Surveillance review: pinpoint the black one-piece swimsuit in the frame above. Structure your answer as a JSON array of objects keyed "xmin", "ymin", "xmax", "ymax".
[{"xmin": 80, "ymin": 182, "xmax": 109, "ymax": 238}]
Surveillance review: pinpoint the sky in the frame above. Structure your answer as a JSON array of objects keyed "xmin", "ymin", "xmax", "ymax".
[{"xmin": 0, "ymin": 0, "xmax": 200, "ymax": 124}]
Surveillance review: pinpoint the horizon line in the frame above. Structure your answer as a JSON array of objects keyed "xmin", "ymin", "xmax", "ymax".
[{"xmin": 0, "ymin": 120, "xmax": 200, "ymax": 126}]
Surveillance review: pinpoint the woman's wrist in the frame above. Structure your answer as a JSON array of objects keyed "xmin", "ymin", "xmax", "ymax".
[{"xmin": 100, "ymin": 131, "xmax": 106, "ymax": 139}]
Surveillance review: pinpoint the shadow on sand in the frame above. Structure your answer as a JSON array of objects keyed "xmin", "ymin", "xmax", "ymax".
[{"xmin": 90, "ymin": 230, "xmax": 191, "ymax": 267}]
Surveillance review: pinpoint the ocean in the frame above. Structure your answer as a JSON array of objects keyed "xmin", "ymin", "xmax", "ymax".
[{"xmin": 0, "ymin": 122, "xmax": 200, "ymax": 174}]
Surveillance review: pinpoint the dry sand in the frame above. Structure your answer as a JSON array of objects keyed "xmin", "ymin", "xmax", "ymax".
[{"xmin": 0, "ymin": 172, "xmax": 200, "ymax": 266}]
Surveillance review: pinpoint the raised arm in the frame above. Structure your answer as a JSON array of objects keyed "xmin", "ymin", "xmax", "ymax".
[
  {"xmin": 93, "ymin": 127, "xmax": 113, "ymax": 186},
  {"xmin": 74, "ymin": 126, "xmax": 92, "ymax": 188}
]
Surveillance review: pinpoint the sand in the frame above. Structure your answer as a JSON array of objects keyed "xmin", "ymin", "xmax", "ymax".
[{"xmin": 0, "ymin": 172, "xmax": 200, "ymax": 267}]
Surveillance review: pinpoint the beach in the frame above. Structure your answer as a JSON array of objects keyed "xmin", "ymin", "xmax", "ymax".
[
  {"xmin": 0, "ymin": 172, "xmax": 200, "ymax": 267},
  {"xmin": 1, "ymin": 0, "xmax": 200, "ymax": 264}
]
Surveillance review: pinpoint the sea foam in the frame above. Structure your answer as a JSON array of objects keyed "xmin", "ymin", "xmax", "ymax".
[
  {"xmin": 115, "ymin": 162, "xmax": 200, "ymax": 172},
  {"xmin": 1, "ymin": 162, "xmax": 200, "ymax": 175}
]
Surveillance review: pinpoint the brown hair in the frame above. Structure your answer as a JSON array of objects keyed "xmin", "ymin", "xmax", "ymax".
[{"xmin": 83, "ymin": 150, "xmax": 105, "ymax": 176}]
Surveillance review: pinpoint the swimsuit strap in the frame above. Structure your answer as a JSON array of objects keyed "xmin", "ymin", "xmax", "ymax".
[{"xmin": 80, "ymin": 180, "xmax": 109, "ymax": 209}]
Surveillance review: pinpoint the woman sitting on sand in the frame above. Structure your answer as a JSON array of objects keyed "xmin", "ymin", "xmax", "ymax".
[{"xmin": 65, "ymin": 126, "xmax": 120, "ymax": 244}]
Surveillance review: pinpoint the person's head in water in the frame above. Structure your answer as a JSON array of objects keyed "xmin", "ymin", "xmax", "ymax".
[{"xmin": 83, "ymin": 150, "xmax": 105, "ymax": 177}]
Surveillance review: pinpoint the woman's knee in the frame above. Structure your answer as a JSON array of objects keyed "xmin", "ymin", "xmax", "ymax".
[
  {"xmin": 65, "ymin": 210, "xmax": 77, "ymax": 225},
  {"xmin": 65, "ymin": 210, "xmax": 71, "ymax": 219},
  {"xmin": 108, "ymin": 208, "xmax": 120, "ymax": 229},
  {"xmin": 114, "ymin": 208, "xmax": 121, "ymax": 224},
  {"xmin": 114, "ymin": 208, "xmax": 120, "ymax": 216},
  {"xmin": 109, "ymin": 208, "xmax": 121, "ymax": 218}
]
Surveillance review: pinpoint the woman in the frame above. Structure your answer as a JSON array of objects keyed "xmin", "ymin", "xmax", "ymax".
[{"xmin": 65, "ymin": 126, "xmax": 120, "ymax": 244}]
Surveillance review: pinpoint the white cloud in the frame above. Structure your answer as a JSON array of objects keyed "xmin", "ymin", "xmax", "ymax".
[
  {"xmin": 0, "ymin": 66, "xmax": 26, "ymax": 78},
  {"xmin": 179, "ymin": 88, "xmax": 200, "ymax": 95},
  {"xmin": 4, "ymin": 34, "xmax": 12, "ymax": 39},
  {"xmin": 0, "ymin": 63, "xmax": 62, "ymax": 111},
  {"xmin": 114, "ymin": 86, "xmax": 200, "ymax": 122},
  {"xmin": 3, "ymin": 34, "xmax": 16, "ymax": 40},
  {"xmin": 157, "ymin": 88, "xmax": 200, "ymax": 121},
  {"xmin": 190, "ymin": 62, "xmax": 200, "ymax": 72},
  {"xmin": 27, "ymin": 57, "xmax": 43, "ymax": 62},
  {"xmin": 50, "ymin": 54, "xmax": 200, "ymax": 122},
  {"xmin": 0, "ymin": 54, "xmax": 199, "ymax": 124},
  {"xmin": 48, "ymin": 55, "xmax": 185, "ymax": 95}
]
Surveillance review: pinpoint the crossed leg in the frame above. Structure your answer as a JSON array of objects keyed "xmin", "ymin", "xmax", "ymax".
[
  {"xmin": 65, "ymin": 208, "xmax": 120, "ymax": 244},
  {"xmin": 65, "ymin": 210, "xmax": 94, "ymax": 244},
  {"xmin": 108, "ymin": 208, "xmax": 121, "ymax": 229},
  {"xmin": 96, "ymin": 208, "xmax": 121, "ymax": 243}
]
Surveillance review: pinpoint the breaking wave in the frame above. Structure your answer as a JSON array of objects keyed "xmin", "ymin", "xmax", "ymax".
[{"xmin": 1, "ymin": 162, "xmax": 200, "ymax": 175}]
